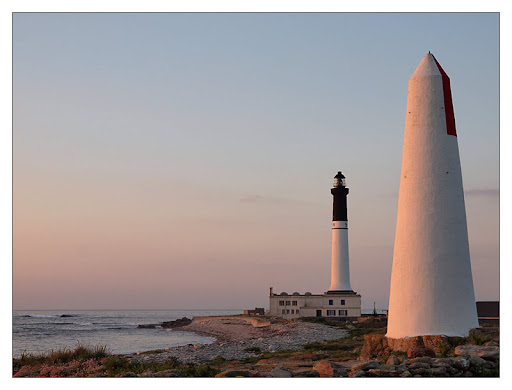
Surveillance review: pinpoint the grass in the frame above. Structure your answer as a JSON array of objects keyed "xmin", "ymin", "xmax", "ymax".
[
  {"xmin": 14, "ymin": 345, "xmax": 221, "ymax": 378},
  {"xmin": 102, "ymin": 356, "xmax": 221, "ymax": 377},
  {"xmin": 14, "ymin": 344, "xmax": 109, "ymax": 370},
  {"xmin": 468, "ymin": 333, "xmax": 492, "ymax": 346}
]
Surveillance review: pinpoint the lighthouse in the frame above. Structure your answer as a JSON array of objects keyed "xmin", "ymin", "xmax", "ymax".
[
  {"xmin": 386, "ymin": 53, "xmax": 479, "ymax": 338},
  {"xmin": 268, "ymin": 170, "xmax": 361, "ymax": 318},
  {"xmin": 328, "ymin": 171, "xmax": 352, "ymax": 292}
]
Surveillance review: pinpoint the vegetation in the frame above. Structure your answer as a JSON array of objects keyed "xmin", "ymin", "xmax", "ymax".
[
  {"xmin": 13, "ymin": 345, "xmax": 221, "ymax": 377},
  {"xmin": 468, "ymin": 333, "xmax": 492, "ymax": 346},
  {"xmin": 14, "ymin": 344, "xmax": 109, "ymax": 370}
]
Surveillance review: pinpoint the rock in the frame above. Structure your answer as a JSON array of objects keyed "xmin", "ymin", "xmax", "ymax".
[
  {"xmin": 137, "ymin": 324, "xmax": 158, "ymax": 328},
  {"xmin": 430, "ymin": 366, "xmax": 448, "ymax": 376},
  {"xmin": 368, "ymin": 366, "xmax": 398, "ymax": 377},
  {"xmin": 386, "ymin": 336, "xmax": 424, "ymax": 352},
  {"xmin": 313, "ymin": 360, "xmax": 348, "ymax": 377},
  {"xmin": 270, "ymin": 367, "xmax": 293, "ymax": 378},
  {"xmin": 354, "ymin": 370, "xmax": 366, "ymax": 377},
  {"xmin": 468, "ymin": 356, "xmax": 487, "ymax": 372},
  {"xmin": 404, "ymin": 356, "xmax": 432, "ymax": 364},
  {"xmin": 161, "ymin": 317, "xmax": 192, "ymax": 329},
  {"xmin": 454, "ymin": 345, "xmax": 499, "ymax": 361},
  {"xmin": 216, "ymin": 370, "xmax": 252, "ymax": 378},
  {"xmin": 400, "ymin": 370, "xmax": 412, "ymax": 377},
  {"xmin": 410, "ymin": 368, "xmax": 428, "ymax": 376},
  {"xmin": 408, "ymin": 362, "xmax": 430, "ymax": 370},
  {"xmin": 407, "ymin": 347, "xmax": 435, "ymax": 358},
  {"xmin": 293, "ymin": 370, "xmax": 321, "ymax": 377},
  {"xmin": 431, "ymin": 362, "xmax": 456, "ymax": 374},
  {"xmin": 351, "ymin": 360, "xmax": 380, "ymax": 372},
  {"xmin": 361, "ymin": 334, "xmax": 387, "ymax": 357},
  {"xmin": 452, "ymin": 357, "xmax": 470, "ymax": 370},
  {"xmin": 121, "ymin": 372, "xmax": 137, "ymax": 377},
  {"xmin": 386, "ymin": 355, "xmax": 401, "ymax": 365}
]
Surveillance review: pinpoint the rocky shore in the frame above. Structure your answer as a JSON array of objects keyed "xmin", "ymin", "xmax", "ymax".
[
  {"xmin": 13, "ymin": 315, "xmax": 499, "ymax": 378},
  {"xmin": 127, "ymin": 317, "xmax": 349, "ymax": 364}
]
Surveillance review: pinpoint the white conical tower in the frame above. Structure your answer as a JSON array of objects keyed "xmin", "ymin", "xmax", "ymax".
[{"xmin": 386, "ymin": 53, "xmax": 479, "ymax": 338}]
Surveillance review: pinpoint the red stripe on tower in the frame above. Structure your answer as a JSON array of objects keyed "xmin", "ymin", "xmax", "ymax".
[{"xmin": 432, "ymin": 55, "xmax": 457, "ymax": 136}]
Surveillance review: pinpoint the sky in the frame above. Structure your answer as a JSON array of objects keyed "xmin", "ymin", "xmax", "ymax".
[{"xmin": 12, "ymin": 12, "xmax": 499, "ymax": 311}]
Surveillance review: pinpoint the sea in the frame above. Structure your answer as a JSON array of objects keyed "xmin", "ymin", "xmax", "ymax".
[{"xmin": 12, "ymin": 309, "xmax": 242, "ymax": 358}]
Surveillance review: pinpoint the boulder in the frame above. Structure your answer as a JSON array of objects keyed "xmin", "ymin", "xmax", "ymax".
[
  {"xmin": 454, "ymin": 345, "xmax": 499, "ymax": 361},
  {"xmin": 351, "ymin": 360, "xmax": 380, "ymax": 372},
  {"xmin": 407, "ymin": 347, "xmax": 435, "ymax": 358},
  {"xmin": 386, "ymin": 355, "xmax": 401, "ymax": 366},
  {"xmin": 452, "ymin": 357, "xmax": 470, "ymax": 370},
  {"xmin": 293, "ymin": 370, "xmax": 321, "ymax": 377},
  {"xmin": 429, "ymin": 366, "xmax": 448, "ymax": 377},
  {"xmin": 361, "ymin": 334, "xmax": 388, "ymax": 357},
  {"xmin": 468, "ymin": 356, "xmax": 488, "ymax": 373},
  {"xmin": 422, "ymin": 336, "xmax": 454, "ymax": 353},
  {"xmin": 386, "ymin": 336, "xmax": 423, "ymax": 352},
  {"xmin": 404, "ymin": 356, "xmax": 432, "ymax": 364},
  {"xmin": 215, "ymin": 370, "xmax": 252, "ymax": 378},
  {"xmin": 400, "ymin": 370, "xmax": 412, "ymax": 377},
  {"xmin": 270, "ymin": 367, "xmax": 293, "ymax": 378},
  {"xmin": 313, "ymin": 360, "xmax": 348, "ymax": 377},
  {"xmin": 368, "ymin": 366, "xmax": 398, "ymax": 377},
  {"xmin": 161, "ymin": 317, "xmax": 192, "ymax": 329},
  {"xmin": 408, "ymin": 362, "xmax": 430, "ymax": 370}
]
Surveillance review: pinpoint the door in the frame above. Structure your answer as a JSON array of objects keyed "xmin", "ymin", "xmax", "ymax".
[{"xmin": 316, "ymin": 310, "xmax": 322, "ymax": 317}]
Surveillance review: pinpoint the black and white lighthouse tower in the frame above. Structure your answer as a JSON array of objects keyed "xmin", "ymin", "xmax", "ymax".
[{"xmin": 328, "ymin": 171, "xmax": 353, "ymax": 293}]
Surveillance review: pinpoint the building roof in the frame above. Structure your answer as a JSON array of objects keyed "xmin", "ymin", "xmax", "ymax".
[{"xmin": 476, "ymin": 301, "xmax": 499, "ymax": 318}]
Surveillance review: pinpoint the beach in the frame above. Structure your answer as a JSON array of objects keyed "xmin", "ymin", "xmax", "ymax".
[{"xmin": 127, "ymin": 316, "xmax": 349, "ymax": 364}]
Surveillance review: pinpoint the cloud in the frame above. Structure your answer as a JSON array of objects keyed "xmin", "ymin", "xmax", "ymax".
[{"xmin": 464, "ymin": 188, "xmax": 499, "ymax": 198}]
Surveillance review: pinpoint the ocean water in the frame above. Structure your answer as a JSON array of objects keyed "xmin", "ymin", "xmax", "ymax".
[{"xmin": 12, "ymin": 309, "xmax": 242, "ymax": 358}]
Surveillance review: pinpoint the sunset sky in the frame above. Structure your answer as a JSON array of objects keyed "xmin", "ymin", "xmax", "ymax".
[{"xmin": 12, "ymin": 12, "xmax": 499, "ymax": 311}]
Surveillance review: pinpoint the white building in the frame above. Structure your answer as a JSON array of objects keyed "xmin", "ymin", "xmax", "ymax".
[{"xmin": 269, "ymin": 289, "xmax": 361, "ymax": 319}]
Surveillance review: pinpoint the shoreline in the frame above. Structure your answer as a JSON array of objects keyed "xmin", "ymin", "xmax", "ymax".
[
  {"xmin": 13, "ymin": 316, "xmax": 500, "ymax": 377},
  {"xmin": 126, "ymin": 316, "xmax": 349, "ymax": 364}
]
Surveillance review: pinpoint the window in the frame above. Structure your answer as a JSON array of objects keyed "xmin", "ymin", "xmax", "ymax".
[
  {"xmin": 285, "ymin": 301, "xmax": 291, "ymax": 306},
  {"xmin": 282, "ymin": 309, "xmax": 285, "ymax": 314},
  {"xmin": 329, "ymin": 299, "xmax": 333, "ymax": 306},
  {"xmin": 296, "ymin": 310, "xmax": 299, "ymax": 315},
  {"xmin": 338, "ymin": 310, "xmax": 347, "ymax": 316},
  {"xmin": 279, "ymin": 301, "xmax": 284, "ymax": 306},
  {"xmin": 340, "ymin": 300, "xmax": 345, "ymax": 305},
  {"xmin": 291, "ymin": 309, "xmax": 294, "ymax": 314},
  {"xmin": 326, "ymin": 310, "xmax": 335, "ymax": 316},
  {"xmin": 292, "ymin": 301, "xmax": 297, "ymax": 306},
  {"xmin": 286, "ymin": 310, "xmax": 290, "ymax": 314}
]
